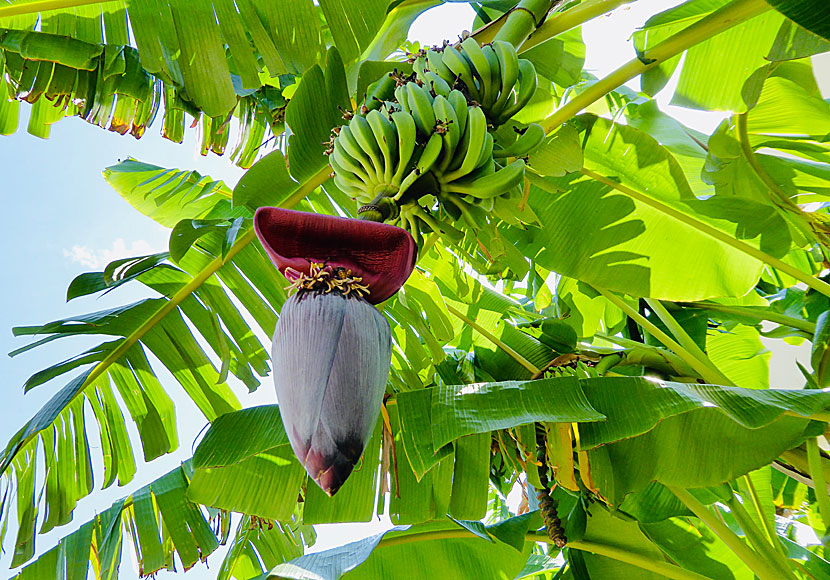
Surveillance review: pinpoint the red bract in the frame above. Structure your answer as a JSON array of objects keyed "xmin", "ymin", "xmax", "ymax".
[{"xmin": 254, "ymin": 207, "xmax": 417, "ymax": 304}]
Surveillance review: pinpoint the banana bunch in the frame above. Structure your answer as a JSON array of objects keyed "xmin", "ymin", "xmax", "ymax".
[
  {"xmin": 329, "ymin": 36, "xmax": 544, "ymax": 252},
  {"xmin": 328, "ymin": 108, "xmax": 426, "ymax": 205},
  {"xmin": 391, "ymin": 83, "xmax": 527, "ymax": 203},
  {"xmin": 413, "ymin": 38, "xmax": 537, "ymax": 126}
]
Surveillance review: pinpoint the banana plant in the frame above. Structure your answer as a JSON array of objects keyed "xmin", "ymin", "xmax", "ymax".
[{"xmin": 4, "ymin": 0, "xmax": 830, "ymax": 579}]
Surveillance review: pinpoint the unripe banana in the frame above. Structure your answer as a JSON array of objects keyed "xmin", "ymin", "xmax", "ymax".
[
  {"xmin": 432, "ymin": 94, "xmax": 460, "ymax": 172},
  {"xmin": 413, "ymin": 53, "xmax": 429, "ymax": 78},
  {"xmin": 482, "ymin": 44, "xmax": 501, "ymax": 109},
  {"xmin": 441, "ymin": 45, "xmax": 480, "ymax": 101},
  {"xmin": 493, "ymin": 123, "xmax": 546, "ymax": 158},
  {"xmin": 466, "ymin": 193, "xmax": 495, "ymax": 212},
  {"xmin": 427, "ymin": 50, "xmax": 454, "ymax": 84},
  {"xmin": 332, "ymin": 167, "xmax": 368, "ymax": 200},
  {"xmin": 405, "ymin": 82, "xmax": 436, "ymax": 136},
  {"xmin": 330, "ymin": 107, "xmax": 425, "ymax": 205},
  {"xmin": 496, "ymin": 59, "xmax": 537, "ymax": 125},
  {"xmin": 364, "ymin": 73, "xmax": 396, "ymax": 112},
  {"xmin": 336, "ymin": 125, "xmax": 381, "ymax": 183},
  {"xmin": 396, "ymin": 132, "xmax": 443, "ymax": 200},
  {"xmin": 443, "ymin": 159, "xmax": 526, "ymax": 199},
  {"xmin": 411, "ymin": 204, "xmax": 464, "ymax": 244},
  {"xmin": 448, "ymin": 90, "xmax": 468, "ymax": 139},
  {"xmin": 460, "ymin": 38, "xmax": 492, "ymax": 105},
  {"xmin": 394, "ymin": 84, "xmax": 410, "ymax": 113},
  {"xmin": 441, "ymin": 104, "xmax": 488, "ymax": 183},
  {"xmin": 491, "ymin": 41, "xmax": 519, "ymax": 116},
  {"xmin": 366, "ymin": 109, "xmax": 397, "ymax": 183},
  {"xmin": 475, "ymin": 131, "xmax": 494, "ymax": 169},
  {"xmin": 391, "ymin": 110, "xmax": 417, "ymax": 185},
  {"xmin": 331, "ymin": 140, "xmax": 373, "ymax": 184},
  {"xmin": 422, "ymin": 71, "xmax": 452, "ymax": 98},
  {"xmin": 349, "ymin": 114, "xmax": 385, "ymax": 181}
]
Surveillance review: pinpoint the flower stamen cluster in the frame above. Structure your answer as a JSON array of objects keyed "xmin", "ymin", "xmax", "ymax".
[{"xmin": 284, "ymin": 262, "xmax": 370, "ymax": 298}]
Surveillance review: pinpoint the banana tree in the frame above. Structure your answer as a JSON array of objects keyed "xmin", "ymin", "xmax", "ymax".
[{"xmin": 3, "ymin": 0, "xmax": 830, "ymax": 578}]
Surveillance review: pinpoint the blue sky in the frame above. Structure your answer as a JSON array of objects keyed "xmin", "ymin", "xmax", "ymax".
[{"xmin": 2, "ymin": 1, "xmax": 819, "ymax": 577}]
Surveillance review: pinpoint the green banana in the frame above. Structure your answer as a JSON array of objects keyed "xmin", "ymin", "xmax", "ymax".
[
  {"xmin": 391, "ymin": 110, "xmax": 417, "ymax": 185},
  {"xmin": 493, "ymin": 123, "xmax": 546, "ymax": 158},
  {"xmin": 330, "ymin": 159, "xmax": 368, "ymax": 198},
  {"xmin": 366, "ymin": 109, "xmax": 397, "ymax": 183},
  {"xmin": 455, "ymin": 155, "xmax": 495, "ymax": 183},
  {"xmin": 411, "ymin": 204, "xmax": 464, "ymax": 244},
  {"xmin": 394, "ymin": 84, "xmax": 410, "ymax": 113},
  {"xmin": 448, "ymin": 90, "xmax": 468, "ymax": 139},
  {"xmin": 396, "ymin": 132, "xmax": 443, "ymax": 200},
  {"xmin": 422, "ymin": 71, "xmax": 452, "ymax": 98},
  {"xmin": 441, "ymin": 45, "xmax": 479, "ymax": 101},
  {"xmin": 349, "ymin": 114, "xmax": 385, "ymax": 180},
  {"xmin": 442, "ymin": 104, "xmax": 488, "ymax": 183},
  {"xmin": 364, "ymin": 73, "xmax": 396, "ymax": 112},
  {"xmin": 496, "ymin": 59, "xmax": 537, "ymax": 124},
  {"xmin": 443, "ymin": 159, "xmax": 526, "ymax": 198},
  {"xmin": 413, "ymin": 53, "xmax": 429, "ymax": 78},
  {"xmin": 331, "ymin": 140, "xmax": 373, "ymax": 184},
  {"xmin": 432, "ymin": 94, "xmax": 460, "ymax": 172},
  {"xmin": 336, "ymin": 125, "xmax": 381, "ymax": 183},
  {"xmin": 491, "ymin": 41, "xmax": 519, "ymax": 116},
  {"xmin": 460, "ymin": 38, "xmax": 492, "ymax": 105},
  {"xmin": 405, "ymin": 82, "xmax": 436, "ymax": 136},
  {"xmin": 482, "ymin": 44, "xmax": 502, "ymax": 110},
  {"xmin": 466, "ymin": 193, "xmax": 495, "ymax": 212},
  {"xmin": 427, "ymin": 49, "xmax": 454, "ymax": 84},
  {"xmin": 475, "ymin": 131, "xmax": 494, "ymax": 169}
]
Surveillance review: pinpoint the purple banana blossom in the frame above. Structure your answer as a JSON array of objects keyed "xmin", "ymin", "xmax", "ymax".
[{"xmin": 254, "ymin": 207, "xmax": 416, "ymax": 495}]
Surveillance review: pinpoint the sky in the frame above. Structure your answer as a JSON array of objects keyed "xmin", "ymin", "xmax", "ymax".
[{"xmin": 0, "ymin": 0, "xmax": 825, "ymax": 577}]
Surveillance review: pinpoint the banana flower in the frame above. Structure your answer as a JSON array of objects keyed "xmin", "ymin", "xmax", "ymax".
[{"xmin": 254, "ymin": 207, "xmax": 416, "ymax": 495}]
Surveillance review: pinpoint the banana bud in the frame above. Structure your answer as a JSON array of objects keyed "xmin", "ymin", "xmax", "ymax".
[{"xmin": 254, "ymin": 207, "xmax": 416, "ymax": 495}]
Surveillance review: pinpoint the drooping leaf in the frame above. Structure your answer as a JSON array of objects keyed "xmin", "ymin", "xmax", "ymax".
[
  {"xmin": 102, "ymin": 159, "xmax": 235, "ymax": 228},
  {"xmin": 189, "ymin": 406, "xmax": 306, "ymax": 521},
  {"xmin": 431, "ymin": 377, "xmax": 604, "ymax": 449},
  {"xmin": 9, "ymin": 463, "xmax": 225, "ymax": 579},
  {"xmin": 578, "ymin": 377, "xmax": 826, "ymax": 503},
  {"xmin": 766, "ymin": 0, "xmax": 830, "ymax": 41},
  {"xmin": 513, "ymin": 117, "xmax": 764, "ymax": 300}
]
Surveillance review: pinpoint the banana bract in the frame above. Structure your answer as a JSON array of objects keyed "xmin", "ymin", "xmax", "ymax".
[
  {"xmin": 254, "ymin": 207, "xmax": 416, "ymax": 495},
  {"xmin": 254, "ymin": 207, "xmax": 417, "ymax": 304},
  {"xmin": 272, "ymin": 291, "xmax": 390, "ymax": 496}
]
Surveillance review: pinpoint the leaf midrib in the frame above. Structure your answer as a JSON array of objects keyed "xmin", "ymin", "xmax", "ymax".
[{"xmin": 0, "ymin": 0, "xmax": 118, "ymax": 19}]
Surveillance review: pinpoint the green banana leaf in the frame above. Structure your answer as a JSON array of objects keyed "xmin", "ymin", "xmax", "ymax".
[
  {"xmin": 265, "ymin": 516, "xmax": 536, "ymax": 580},
  {"xmin": 10, "ymin": 463, "xmax": 224, "ymax": 579}
]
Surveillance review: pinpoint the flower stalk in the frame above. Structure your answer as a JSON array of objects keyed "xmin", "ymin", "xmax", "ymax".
[{"xmin": 540, "ymin": 0, "xmax": 771, "ymax": 133}]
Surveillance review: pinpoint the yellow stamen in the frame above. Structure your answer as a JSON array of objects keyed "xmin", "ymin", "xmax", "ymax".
[{"xmin": 285, "ymin": 263, "xmax": 371, "ymax": 297}]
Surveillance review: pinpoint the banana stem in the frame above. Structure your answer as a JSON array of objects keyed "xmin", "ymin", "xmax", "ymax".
[
  {"xmin": 736, "ymin": 474, "xmax": 789, "ymax": 557},
  {"xmin": 593, "ymin": 287, "xmax": 729, "ymax": 385},
  {"xmin": 724, "ymin": 490, "xmax": 798, "ymax": 580},
  {"xmin": 807, "ymin": 438, "xmax": 830, "ymax": 537},
  {"xmin": 520, "ymin": 0, "xmax": 635, "ymax": 53},
  {"xmin": 593, "ymin": 332, "xmax": 700, "ymax": 378},
  {"xmin": 643, "ymin": 298, "xmax": 733, "ymax": 386},
  {"xmin": 593, "ymin": 352, "xmax": 623, "ymax": 375},
  {"xmin": 582, "ymin": 167, "xmax": 830, "ymax": 299},
  {"xmin": 445, "ymin": 303, "xmax": 540, "ymax": 374},
  {"xmin": 669, "ymin": 486, "xmax": 786, "ymax": 580},
  {"xmin": 492, "ymin": 0, "xmax": 558, "ymax": 49},
  {"xmin": 677, "ymin": 302, "xmax": 816, "ymax": 334},
  {"xmin": 540, "ymin": 0, "xmax": 771, "ymax": 133}
]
